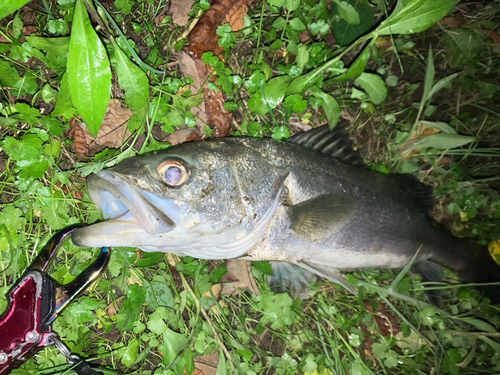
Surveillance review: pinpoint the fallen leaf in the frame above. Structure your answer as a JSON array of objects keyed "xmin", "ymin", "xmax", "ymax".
[
  {"xmin": 94, "ymin": 100, "xmax": 133, "ymax": 148},
  {"xmin": 484, "ymin": 29, "xmax": 500, "ymax": 45},
  {"xmin": 108, "ymin": 296, "xmax": 124, "ymax": 316},
  {"xmin": 194, "ymin": 353, "xmax": 220, "ymax": 375},
  {"xmin": 69, "ymin": 100, "xmax": 133, "ymax": 156},
  {"xmin": 170, "ymin": 0, "xmax": 195, "ymax": 26},
  {"xmin": 187, "ymin": 0, "xmax": 253, "ymax": 59},
  {"xmin": 225, "ymin": 260, "xmax": 260, "ymax": 296},
  {"xmin": 0, "ymin": 26, "xmax": 38, "ymax": 43},
  {"xmin": 164, "ymin": 127, "xmax": 201, "ymax": 145},
  {"xmin": 182, "ymin": 0, "xmax": 253, "ymax": 137},
  {"xmin": 69, "ymin": 118, "xmax": 90, "ymax": 156},
  {"xmin": 440, "ymin": 17, "xmax": 459, "ymax": 28},
  {"xmin": 364, "ymin": 299, "xmax": 401, "ymax": 336}
]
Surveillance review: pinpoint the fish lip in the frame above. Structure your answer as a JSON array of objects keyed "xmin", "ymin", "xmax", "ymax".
[{"xmin": 87, "ymin": 171, "xmax": 176, "ymax": 235}]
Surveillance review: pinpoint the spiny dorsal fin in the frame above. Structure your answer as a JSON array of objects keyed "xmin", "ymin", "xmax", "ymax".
[
  {"xmin": 388, "ymin": 174, "xmax": 435, "ymax": 213},
  {"xmin": 286, "ymin": 123, "xmax": 365, "ymax": 166}
]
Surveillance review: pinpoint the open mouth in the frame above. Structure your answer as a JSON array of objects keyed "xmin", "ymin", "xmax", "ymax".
[{"xmin": 72, "ymin": 171, "xmax": 176, "ymax": 247}]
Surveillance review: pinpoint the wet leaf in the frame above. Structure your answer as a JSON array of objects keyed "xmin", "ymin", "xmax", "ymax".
[
  {"xmin": 355, "ymin": 72, "xmax": 387, "ymax": 104},
  {"xmin": 68, "ymin": 0, "xmax": 112, "ymax": 137},
  {"xmin": 332, "ymin": 0, "xmax": 360, "ymax": 25},
  {"xmin": 377, "ymin": 0, "xmax": 459, "ymax": 36},
  {"xmin": 145, "ymin": 280, "xmax": 175, "ymax": 309},
  {"xmin": 120, "ymin": 339, "xmax": 139, "ymax": 367},
  {"xmin": 308, "ymin": 86, "xmax": 340, "ymax": 130},
  {"xmin": 410, "ymin": 133, "xmax": 474, "ymax": 151},
  {"xmin": 117, "ymin": 284, "xmax": 146, "ymax": 331},
  {"xmin": 113, "ymin": 41, "xmax": 149, "ymax": 132},
  {"xmin": 444, "ymin": 28, "xmax": 483, "ymax": 67},
  {"xmin": 332, "ymin": 0, "xmax": 375, "ymax": 46},
  {"xmin": 0, "ymin": 0, "xmax": 31, "ymax": 20}
]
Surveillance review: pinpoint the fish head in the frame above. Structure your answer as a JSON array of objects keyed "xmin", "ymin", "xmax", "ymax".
[{"xmin": 72, "ymin": 139, "xmax": 289, "ymax": 259}]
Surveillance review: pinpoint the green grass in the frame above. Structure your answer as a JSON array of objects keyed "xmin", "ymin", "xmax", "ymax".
[{"xmin": 1, "ymin": 0, "xmax": 500, "ymax": 374}]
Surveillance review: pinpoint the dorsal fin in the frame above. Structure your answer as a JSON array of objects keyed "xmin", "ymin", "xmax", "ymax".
[
  {"xmin": 286, "ymin": 123, "xmax": 365, "ymax": 166},
  {"xmin": 388, "ymin": 173, "xmax": 435, "ymax": 213}
]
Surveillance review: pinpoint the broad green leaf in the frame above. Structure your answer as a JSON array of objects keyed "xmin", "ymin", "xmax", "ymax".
[
  {"xmin": 26, "ymin": 36, "xmax": 69, "ymax": 57},
  {"xmin": 215, "ymin": 349, "xmax": 227, "ymax": 375},
  {"xmin": 117, "ymin": 284, "xmax": 146, "ymax": 331},
  {"xmin": 355, "ymin": 73, "xmax": 387, "ymax": 104},
  {"xmin": 377, "ymin": 0, "xmax": 459, "ymax": 36},
  {"xmin": 419, "ymin": 121, "xmax": 456, "ymax": 134},
  {"xmin": 263, "ymin": 76, "xmax": 293, "ymax": 108},
  {"xmin": 0, "ymin": 0, "xmax": 31, "ymax": 20},
  {"xmin": 444, "ymin": 28, "xmax": 483, "ymax": 67},
  {"xmin": 296, "ymin": 45, "xmax": 309, "ymax": 70},
  {"xmin": 0, "ymin": 61, "xmax": 38, "ymax": 95},
  {"xmin": 309, "ymin": 86, "xmax": 341, "ymax": 130},
  {"xmin": 333, "ymin": 0, "xmax": 360, "ymax": 25},
  {"xmin": 145, "ymin": 280, "xmax": 175, "ymax": 309},
  {"xmin": 52, "ymin": 72, "xmax": 76, "ymax": 120},
  {"xmin": 113, "ymin": 40, "xmax": 149, "ymax": 131},
  {"xmin": 328, "ymin": 37, "xmax": 375, "ymax": 83},
  {"xmin": 411, "ymin": 133, "xmax": 475, "ymax": 151},
  {"xmin": 332, "ymin": 0, "xmax": 375, "ymax": 45},
  {"xmin": 68, "ymin": 0, "xmax": 111, "ymax": 137},
  {"xmin": 120, "ymin": 339, "xmax": 139, "ymax": 367},
  {"xmin": 284, "ymin": 0, "xmax": 299, "ymax": 11}
]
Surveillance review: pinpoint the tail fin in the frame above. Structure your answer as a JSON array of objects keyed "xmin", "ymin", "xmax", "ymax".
[{"xmin": 432, "ymin": 240, "xmax": 500, "ymax": 304}]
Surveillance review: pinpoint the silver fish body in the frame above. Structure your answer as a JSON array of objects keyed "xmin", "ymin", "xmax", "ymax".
[{"xmin": 72, "ymin": 126, "xmax": 500, "ymax": 298}]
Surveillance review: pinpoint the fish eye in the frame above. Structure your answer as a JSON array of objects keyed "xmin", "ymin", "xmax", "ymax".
[{"xmin": 157, "ymin": 160, "xmax": 190, "ymax": 186}]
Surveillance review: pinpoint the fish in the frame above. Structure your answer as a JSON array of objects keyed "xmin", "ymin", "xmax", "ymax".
[{"xmin": 72, "ymin": 125, "xmax": 500, "ymax": 302}]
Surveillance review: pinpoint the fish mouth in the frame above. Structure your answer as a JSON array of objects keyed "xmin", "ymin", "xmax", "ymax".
[{"xmin": 72, "ymin": 171, "xmax": 176, "ymax": 247}]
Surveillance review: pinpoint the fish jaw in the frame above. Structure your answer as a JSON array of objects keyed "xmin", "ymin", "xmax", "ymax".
[{"xmin": 72, "ymin": 171, "xmax": 179, "ymax": 247}]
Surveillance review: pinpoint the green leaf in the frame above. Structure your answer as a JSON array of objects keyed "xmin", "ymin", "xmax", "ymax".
[
  {"xmin": 113, "ymin": 40, "xmax": 149, "ymax": 128},
  {"xmin": 52, "ymin": 72, "xmax": 76, "ymax": 120},
  {"xmin": 0, "ymin": 61, "xmax": 38, "ymax": 95},
  {"xmin": 296, "ymin": 45, "xmax": 309, "ymax": 70},
  {"xmin": 263, "ymin": 76, "xmax": 293, "ymax": 109},
  {"xmin": 147, "ymin": 309, "xmax": 168, "ymax": 335},
  {"xmin": 410, "ymin": 133, "xmax": 475, "ymax": 151},
  {"xmin": 215, "ymin": 349, "xmax": 227, "ymax": 375},
  {"xmin": 68, "ymin": 0, "xmax": 111, "ymax": 137},
  {"xmin": 308, "ymin": 19, "xmax": 329, "ymax": 36},
  {"xmin": 257, "ymin": 292, "xmax": 298, "ymax": 329},
  {"xmin": 289, "ymin": 18, "xmax": 306, "ymax": 31},
  {"xmin": 26, "ymin": 36, "xmax": 69, "ymax": 57},
  {"xmin": 145, "ymin": 280, "xmax": 175, "ymax": 309},
  {"xmin": 377, "ymin": 0, "xmax": 459, "ymax": 36},
  {"xmin": 332, "ymin": 0, "xmax": 374, "ymax": 46},
  {"xmin": 120, "ymin": 339, "xmax": 139, "ymax": 367},
  {"xmin": 308, "ymin": 86, "xmax": 341, "ymax": 130},
  {"xmin": 272, "ymin": 125, "xmax": 291, "ymax": 140},
  {"xmin": 329, "ymin": 37, "xmax": 375, "ymax": 83},
  {"xmin": 253, "ymin": 261, "xmax": 274, "ymax": 276},
  {"xmin": 454, "ymin": 317, "xmax": 497, "ymax": 333},
  {"xmin": 444, "ymin": 28, "xmax": 483, "ymax": 67},
  {"xmin": 284, "ymin": 0, "xmax": 299, "ymax": 11},
  {"xmin": 0, "ymin": 0, "xmax": 31, "ymax": 20},
  {"xmin": 333, "ymin": 0, "xmax": 360, "ymax": 25},
  {"xmin": 159, "ymin": 326, "xmax": 189, "ymax": 365},
  {"xmin": 355, "ymin": 72, "xmax": 387, "ymax": 104},
  {"xmin": 66, "ymin": 296, "xmax": 100, "ymax": 324},
  {"xmin": 117, "ymin": 284, "xmax": 146, "ymax": 331},
  {"xmin": 419, "ymin": 121, "xmax": 456, "ymax": 134}
]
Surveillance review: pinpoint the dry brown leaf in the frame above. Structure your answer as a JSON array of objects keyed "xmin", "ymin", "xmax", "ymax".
[
  {"xmin": 69, "ymin": 100, "xmax": 133, "ymax": 156},
  {"xmin": 164, "ymin": 127, "xmax": 201, "ymax": 145},
  {"xmin": 364, "ymin": 299, "xmax": 401, "ymax": 336},
  {"xmin": 69, "ymin": 118, "xmax": 90, "ymax": 156},
  {"xmin": 170, "ymin": 0, "xmax": 195, "ymax": 26},
  {"xmin": 194, "ymin": 353, "xmax": 220, "ymax": 375},
  {"xmin": 440, "ymin": 17, "xmax": 459, "ymax": 28},
  {"xmin": 225, "ymin": 260, "xmax": 260, "ymax": 295},
  {"xmin": 0, "ymin": 26, "xmax": 38, "ymax": 43},
  {"xmin": 187, "ymin": 0, "xmax": 253, "ymax": 59},
  {"xmin": 182, "ymin": 0, "xmax": 253, "ymax": 138},
  {"xmin": 94, "ymin": 100, "xmax": 133, "ymax": 147},
  {"xmin": 184, "ymin": 370, "xmax": 204, "ymax": 375}
]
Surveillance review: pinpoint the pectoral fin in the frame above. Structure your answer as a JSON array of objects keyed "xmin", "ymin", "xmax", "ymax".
[
  {"xmin": 298, "ymin": 260, "xmax": 358, "ymax": 296},
  {"xmin": 286, "ymin": 193, "xmax": 356, "ymax": 242}
]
